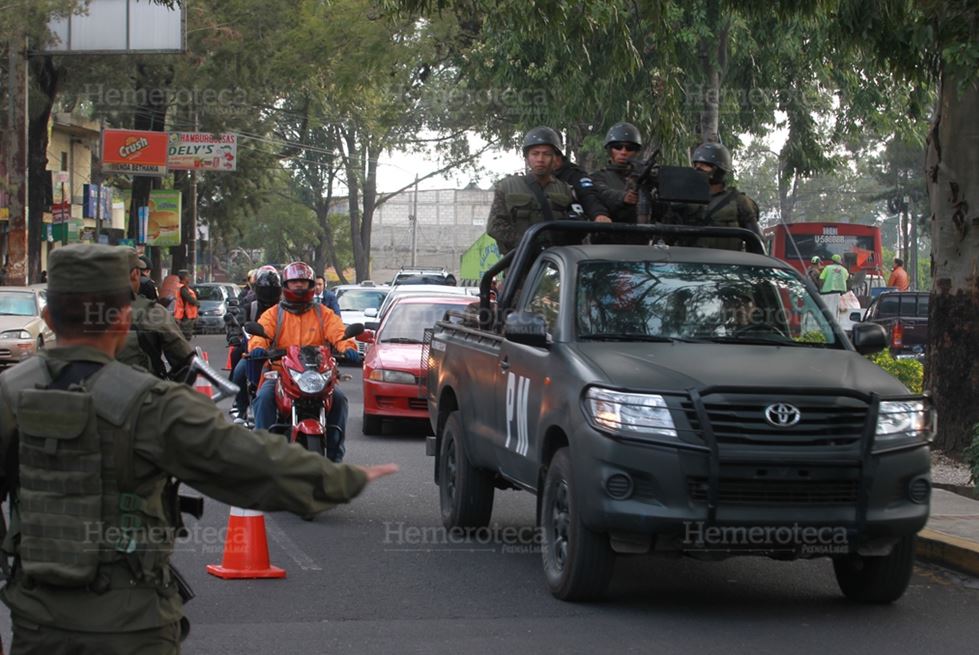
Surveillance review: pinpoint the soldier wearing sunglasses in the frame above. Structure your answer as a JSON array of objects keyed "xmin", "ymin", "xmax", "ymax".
[{"xmin": 590, "ymin": 122, "xmax": 662, "ymax": 243}]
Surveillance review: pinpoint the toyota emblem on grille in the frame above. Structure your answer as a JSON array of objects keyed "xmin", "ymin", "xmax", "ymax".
[{"xmin": 764, "ymin": 403, "xmax": 801, "ymax": 427}]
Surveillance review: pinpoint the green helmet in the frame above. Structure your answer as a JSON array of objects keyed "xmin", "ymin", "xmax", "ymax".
[
  {"xmin": 692, "ymin": 142, "xmax": 732, "ymax": 173},
  {"xmin": 522, "ymin": 126, "xmax": 563, "ymax": 157},
  {"xmin": 604, "ymin": 122, "xmax": 642, "ymax": 149}
]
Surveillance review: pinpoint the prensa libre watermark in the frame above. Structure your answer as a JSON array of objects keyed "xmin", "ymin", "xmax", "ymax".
[
  {"xmin": 683, "ymin": 521, "xmax": 850, "ymax": 555},
  {"xmin": 383, "ymin": 522, "xmax": 543, "ymax": 554}
]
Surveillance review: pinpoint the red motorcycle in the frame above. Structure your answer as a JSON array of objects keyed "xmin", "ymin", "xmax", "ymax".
[{"xmin": 244, "ymin": 321, "xmax": 362, "ymax": 457}]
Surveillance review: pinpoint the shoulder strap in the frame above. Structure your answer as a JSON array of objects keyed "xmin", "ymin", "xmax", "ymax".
[
  {"xmin": 90, "ymin": 361, "xmax": 163, "ymax": 493},
  {"xmin": 271, "ymin": 304, "xmax": 285, "ymax": 350},
  {"xmin": 0, "ymin": 358, "xmax": 51, "ymax": 407},
  {"xmin": 704, "ymin": 189, "xmax": 739, "ymax": 221},
  {"xmin": 522, "ymin": 177, "xmax": 555, "ymax": 222}
]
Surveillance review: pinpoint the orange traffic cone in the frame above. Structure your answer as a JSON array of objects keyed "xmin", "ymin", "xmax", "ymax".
[
  {"xmin": 194, "ymin": 351, "xmax": 214, "ymax": 398},
  {"xmin": 206, "ymin": 507, "xmax": 287, "ymax": 579},
  {"xmin": 223, "ymin": 345, "xmax": 233, "ymax": 371}
]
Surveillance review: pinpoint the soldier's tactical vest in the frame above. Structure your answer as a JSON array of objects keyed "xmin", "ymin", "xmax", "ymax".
[
  {"xmin": 499, "ymin": 175, "xmax": 574, "ymax": 245},
  {"xmin": 0, "ymin": 358, "xmax": 169, "ymax": 588},
  {"xmin": 698, "ymin": 188, "xmax": 757, "ymax": 251}
]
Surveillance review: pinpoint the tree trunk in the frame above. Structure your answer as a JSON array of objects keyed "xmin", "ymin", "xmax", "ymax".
[
  {"xmin": 27, "ymin": 56, "xmax": 60, "ymax": 283},
  {"xmin": 924, "ymin": 72, "xmax": 979, "ymax": 454},
  {"xmin": 357, "ymin": 142, "xmax": 379, "ymax": 282}
]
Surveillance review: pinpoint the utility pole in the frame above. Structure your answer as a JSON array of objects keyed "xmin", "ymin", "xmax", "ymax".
[
  {"xmin": 187, "ymin": 107, "xmax": 198, "ymax": 281},
  {"xmin": 410, "ymin": 173, "xmax": 418, "ymax": 267}
]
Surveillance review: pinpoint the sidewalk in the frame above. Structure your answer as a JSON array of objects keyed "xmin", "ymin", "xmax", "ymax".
[{"xmin": 917, "ymin": 488, "xmax": 979, "ymax": 576}]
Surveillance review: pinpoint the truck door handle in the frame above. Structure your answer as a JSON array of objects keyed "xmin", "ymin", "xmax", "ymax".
[{"xmin": 499, "ymin": 357, "xmax": 510, "ymax": 372}]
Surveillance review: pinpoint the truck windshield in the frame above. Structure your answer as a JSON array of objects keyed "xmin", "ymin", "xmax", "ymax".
[{"xmin": 576, "ymin": 261, "xmax": 839, "ymax": 346}]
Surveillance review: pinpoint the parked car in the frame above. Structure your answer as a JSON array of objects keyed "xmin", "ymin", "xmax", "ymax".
[
  {"xmin": 0, "ymin": 286, "xmax": 55, "ymax": 368},
  {"xmin": 361, "ymin": 294, "xmax": 475, "ymax": 435},
  {"xmin": 192, "ymin": 283, "xmax": 234, "ymax": 334},
  {"xmin": 852, "ymin": 291, "xmax": 928, "ymax": 360},
  {"xmin": 334, "ymin": 284, "xmax": 390, "ymax": 353}
]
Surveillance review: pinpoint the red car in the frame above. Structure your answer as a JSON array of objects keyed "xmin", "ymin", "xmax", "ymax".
[{"xmin": 361, "ymin": 295, "xmax": 474, "ymax": 435}]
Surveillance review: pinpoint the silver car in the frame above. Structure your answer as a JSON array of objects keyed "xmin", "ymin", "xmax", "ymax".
[{"xmin": 0, "ymin": 286, "xmax": 56, "ymax": 368}]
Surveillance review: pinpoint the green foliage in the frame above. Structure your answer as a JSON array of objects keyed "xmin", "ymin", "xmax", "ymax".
[
  {"xmin": 796, "ymin": 331, "xmax": 828, "ymax": 344},
  {"xmin": 866, "ymin": 350, "xmax": 924, "ymax": 394}
]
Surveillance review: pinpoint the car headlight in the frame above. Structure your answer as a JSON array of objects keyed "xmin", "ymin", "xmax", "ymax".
[
  {"xmin": 875, "ymin": 400, "xmax": 935, "ymax": 442},
  {"xmin": 1, "ymin": 330, "xmax": 32, "ymax": 340},
  {"xmin": 584, "ymin": 387, "xmax": 678, "ymax": 438},
  {"xmin": 368, "ymin": 369, "xmax": 417, "ymax": 385},
  {"xmin": 289, "ymin": 369, "xmax": 327, "ymax": 394}
]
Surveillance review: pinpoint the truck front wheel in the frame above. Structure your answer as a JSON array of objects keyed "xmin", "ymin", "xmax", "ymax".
[
  {"xmin": 832, "ymin": 535, "xmax": 915, "ymax": 603},
  {"xmin": 540, "ymin": 448, "xmax": 614, "ymax": 601},
  {"xmin": 439, "ymin": 411, "xmax": 494, "ymax": 529}
]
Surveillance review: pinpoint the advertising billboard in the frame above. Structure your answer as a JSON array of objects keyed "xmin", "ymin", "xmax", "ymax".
[
  {"xmin": 102, "ymin": 129, "xmax": 169, "ymax": 176},
  {"xmin": 146, "ymin": 190, "xmax": 182, "ymax": 247},
  {"xmin": 167, "ymin": 132, "xmax": 238, "ymax": 171}
]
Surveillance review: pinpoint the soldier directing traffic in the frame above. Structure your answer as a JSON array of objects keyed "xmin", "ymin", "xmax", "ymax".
[{"xmin": 0, "ymin": 244, "xmax": 397, "ymax": 654}]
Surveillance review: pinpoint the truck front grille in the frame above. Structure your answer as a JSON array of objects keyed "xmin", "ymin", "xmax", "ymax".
[
  {"xmin": 680, "ymin": 394, "xmax": 868, "ymax": 446},
  {"xmin": 687, "ymin": 477, "xmax": 859, "ymax": 505}
]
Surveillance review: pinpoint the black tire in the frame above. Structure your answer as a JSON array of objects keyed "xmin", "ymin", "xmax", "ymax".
[
  {"xmin": 833, "ymin": 534, "xmax": 915, "ymax": 603},
  {"xmin": 540, "ymin": 448, "xmax": 614, "ymax": 601},
  {"xmin": 301, "ymin": 434, "xmax": 325, "ymax": 457},
  {"xmin": 362, "ymin": 412, "xmax": 383, "ymax": 436},
  {"xmin": 438, "ymin": 411, "xmax": 494, "ymax": 529}
]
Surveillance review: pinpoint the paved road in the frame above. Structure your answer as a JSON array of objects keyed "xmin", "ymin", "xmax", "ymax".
[{"xmin": 3, "ymin": 334, "xmax": 978, "ymax": 653}]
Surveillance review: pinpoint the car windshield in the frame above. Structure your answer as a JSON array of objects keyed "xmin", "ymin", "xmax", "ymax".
[
  {"xmin": 337, "ymin": 289, "xmax": 387, "ymax": 311},
  {"xmin": 576, "ymin": 261, "xmax": 839, "ymax": 346},
  {"xmin": 0, "ymin": 292, "xmax": 37, "ymax": 317},
  {"xmin": 380, "ymin": 302, "xmax": 468, "ymax": 343},
  {"xmin": 194, "ymin": 286, "xmax": 225, "ymax": 301}
]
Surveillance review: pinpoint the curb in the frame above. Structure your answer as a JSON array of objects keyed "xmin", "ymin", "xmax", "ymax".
[{"xmin": 916, "ymin": 528, "xmax": 979, "ymax": 577}]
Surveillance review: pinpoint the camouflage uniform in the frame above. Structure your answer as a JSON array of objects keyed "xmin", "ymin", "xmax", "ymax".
[
  {"xmin": 486, "ymin": 174, "xmax": 574, "ymax": 255},
  {"xmin": 0, "ymin": 245, "xmax": 370, "ymax": 654}
]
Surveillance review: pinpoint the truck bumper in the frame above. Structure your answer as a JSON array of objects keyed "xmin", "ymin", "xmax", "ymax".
[{"xmin": 568, "ymin": 423, "xmax": 930, "ymax": 556}]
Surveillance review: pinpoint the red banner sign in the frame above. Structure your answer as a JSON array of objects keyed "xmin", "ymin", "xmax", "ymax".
[{"xmin": 101, "ymin": 129, "xmax": 168, "ymax": 175}]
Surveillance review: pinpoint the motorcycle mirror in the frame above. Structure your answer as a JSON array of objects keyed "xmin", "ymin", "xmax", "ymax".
[
  {"xmin": 244, "ymin": 321, "xmax": 267, "ymax": 338},
  {"xmin": 343, "ymin": 323, "xmax": 365, "ymax": 340}
]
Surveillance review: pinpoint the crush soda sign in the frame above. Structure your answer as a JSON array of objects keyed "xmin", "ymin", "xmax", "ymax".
[{"xmin": 101, "ymin": 129, "xmax": 168, "ymax": 176}]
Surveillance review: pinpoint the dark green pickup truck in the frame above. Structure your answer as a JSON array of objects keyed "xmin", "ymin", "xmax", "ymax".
[{"xmin": 425, "ymin": 222, "xmax": 934, "ymax": 603}]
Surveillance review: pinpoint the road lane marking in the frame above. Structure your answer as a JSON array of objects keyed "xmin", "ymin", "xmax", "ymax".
[{"xmin": 264, "ymin": 515, "xmax": 323, "ymax": 571}]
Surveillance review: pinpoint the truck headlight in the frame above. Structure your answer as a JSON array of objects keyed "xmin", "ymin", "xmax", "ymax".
[
  {"xmin": 584, "ymin": 387, "xmax": 677, "ymax": 438},
  {"xmin": 368, "ymin": 369, "xmax": 417, "ymax": 385},
  {"xmin": 875, "ymin": 400, "xmax": 935, "ymax": 442}
]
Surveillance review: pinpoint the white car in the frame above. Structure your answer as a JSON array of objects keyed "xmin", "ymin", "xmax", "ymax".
[
  {"xmin": 333, "ymin": 284, "xmax": 391, "ymax": 352},
  {"xmin": 0, "ymin": 286, "xmax": 56, "ymax": 368}
]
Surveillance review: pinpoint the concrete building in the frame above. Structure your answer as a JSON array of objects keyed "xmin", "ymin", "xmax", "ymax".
[{"xmin": 369, "ymin": 186, "xmax": 495, "ymax": 282}]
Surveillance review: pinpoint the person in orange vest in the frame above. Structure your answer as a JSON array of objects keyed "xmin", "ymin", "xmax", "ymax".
[
  {"xmin": 887, "ymin": 257, "xmax": 911, "ymax": 291},
  {"xmin": 248, "ymin": 261, "xmax": 362, "ymax": 462},
  {"xmin": 173, "ymin": 269, "xmax": 200, "ymax": 340}
]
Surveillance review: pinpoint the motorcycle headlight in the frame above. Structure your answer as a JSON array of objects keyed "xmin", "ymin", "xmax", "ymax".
[
  {"xmin": 368, "ymin": 369, "xmax": 417, "ymax": 385},
  {"xmin": 289, "ymin": 368, "xmax": 327, "ymax": 394},
  {"xmin": 584, "ymin": 387, "xmax": 678, "ymax": 438},
  {"xmin": 875, "ymin": 400, "xmax": 935, "ymax": 442},
  {"xmin": 1, "ymin": 330, "xmax": 32, "ymax": 340}
]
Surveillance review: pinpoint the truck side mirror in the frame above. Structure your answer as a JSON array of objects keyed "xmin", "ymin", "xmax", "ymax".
[
  {"xmin": 504, "ymin": 311, "xmax": 549, "ymax": 348},
  {"xmin": 851, "ymin": 322, "xmax": 887, "ymax": 355},
  {"xmin": 849, "ymin": 311, "xmax": 863, "ymax": 322}
]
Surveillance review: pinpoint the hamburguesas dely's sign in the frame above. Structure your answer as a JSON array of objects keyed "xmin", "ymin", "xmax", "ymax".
[
  {"xmin": 167, "ymin": 132, "xmax": 238, "ymax": 171},
  {"xmin": 101, "ymin": 129, "xmax": 169, "ymax": 176}
]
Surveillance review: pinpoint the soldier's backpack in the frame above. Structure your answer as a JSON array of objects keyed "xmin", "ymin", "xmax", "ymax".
[{"xmin": 0, "ymin": 357, "xmax": 160, "ymax": 587}]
